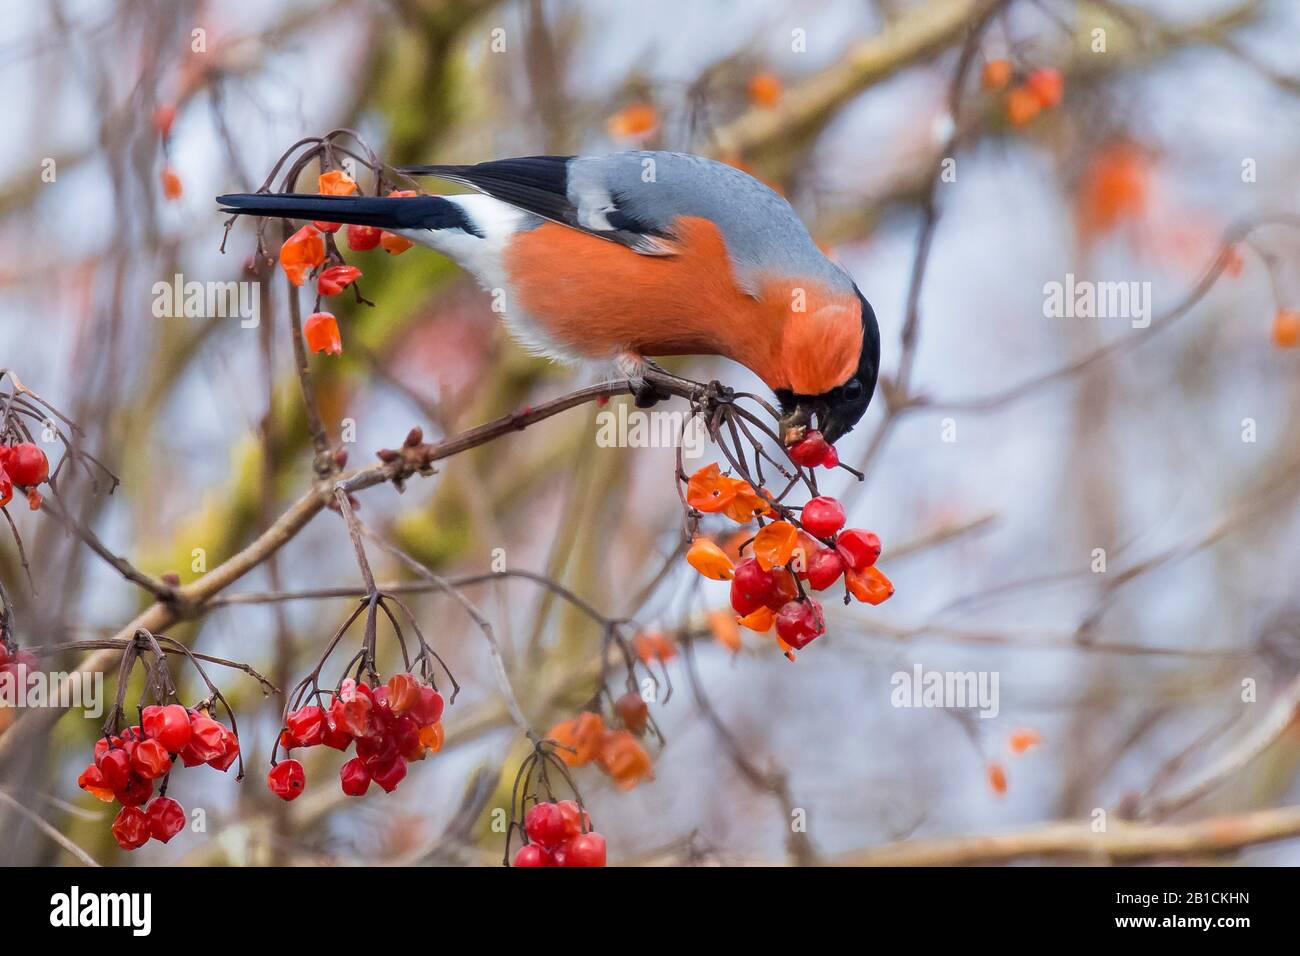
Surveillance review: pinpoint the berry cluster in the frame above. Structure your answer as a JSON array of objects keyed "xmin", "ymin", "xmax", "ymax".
[
  {"xmin": 0, "ymin": 441, "xmax": 49, "ymax": 510},
  {"xmin": 513, "ymin": 801, "xmax": 607, "ymax": 867},
  {"xmin": 545, "ymin": 709, "xmax": 654, "ymax": 790},
  {"xmin": 268, "ymin": 673, "xmax": 445, "ymax": 801},
  {"xmin": 980, "ymin": 59, "xmax": 1064, "ymax": 127},
  {"xmin": 278, "ymin": 171, "xmax": 418, "ymax": 357},
  {"xmin": 77, "ymin": 705, "xmax": 239, "ymax": 850},
  {"xmin": 683, "ymin": 430, "xmax": 893, "ymax": 655}
]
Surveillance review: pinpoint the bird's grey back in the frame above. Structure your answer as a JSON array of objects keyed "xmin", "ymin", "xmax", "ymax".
[{"xmin": 569, "ymin": 151, "xmax": 852, "ymax": 294}]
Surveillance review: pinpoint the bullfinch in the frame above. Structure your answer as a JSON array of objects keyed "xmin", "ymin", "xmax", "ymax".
[{"xmin": 219, "ymin": 151, "xmax": 880, "ymax": 445}]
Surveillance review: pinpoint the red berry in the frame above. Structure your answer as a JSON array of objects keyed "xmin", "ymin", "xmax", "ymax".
[
  {"xmin": 820, "ymin": 445, "xmax": 840, "ymax": 468},
  {"xmin": 614, "ymin": 691, "xmax": 649, "ymax": 734},
  {"xmin": 130, "ymin": 738, "xmax": 172, "ymax": 780},
  {"xmin": 565, "ymin": 832, "xmax": 607, "ymax": 867},
  {"xmin": 356, "ymin": 732, "xmax": 397, "ymax": 765},
  {"xmin": 142, "ymin": 704, "xmax": 193, "ymax": 753},
  {"xmin": 762, "ymin": 567, "xmax": 799, "ymax": 612},
  {"xmin": 267, "ymin": 759, "xmax": 306, "ymax": 801},
  {"xmin": 410, "ymin": 686, "xmax": 444, "ymax": 727},
  {"xmin": 836, "ymin": 529, "xmax": 881, "ymax": 570},
  {"xmin": 370, "ymin": 755, "xmax": 407, "ymax": 793},
  {"xmin": 284, "ymin": 705, "xmax": 326, "ymax": 748},
  {"xmin": 524, "ymin": 802, "xmax": 567, "ymax": 849},
  {"xmin": 317, "ymin": 265, "xmax": 362, "ymax": 296},
  {"xmin": 775, "ymin": 599, "xmax": 825, "ymax": 650},
  {"xmin": 514, "ymin": 844, "xmax": 549, "ymax": 867},
  {"xmin": 788, "ymin": 431, "xmax": 830, "ymax": 467},
  {"xmin": 806, "ymin": 547, "xmax": 845, "ymax": 590},
  {"xmin": 5, "ymin": 443, "xmax": 48, "ymax": 487},
  {"xmin": 346, "ymin": 224, "xmax": 382, "ymax": 251},
  {"xmin": 339, "ymin": 757, "xmax": 372, "ymax": 796},
  {"xmin": 207, "ymin": 726, "xmax": 240, "ymax": 772},
  {"xmin": 0, "ymin": 468, "xmax": 11, "ymax": 508},
  {"xmin": 730, "ymin": 557, "xmax": 776, "ymax": 615},
  {"xmin": 184, "ymin": 715, "xmax": 227, "ymax": 763},
  {"xmin": 146, "ymin": 797, "xmax": 186, "ymax": 843},
  {"xmin": 111, "ymin": 806, "xmax": 151, "ymax": 850},
  {"xmin": 115, "ymin": 774, "xmax": 154, "ymax": 808},
  {"xmin": 322, "ymin": 723, "xmax": 353, "ymax": 751},
  {"xmin": 328, "ymin": 692, "xmax": 373, "ymax": 738},
  {"xmin": 392, "ymin": 716, "xmax": 424, "ymax": 762},
  {"xmin": 96, "ymin": 747, "xmax": 131, "ymax": 790},
  {"xmin": 557, "ymin": 800, "xmax": 590, "ymax": 839},
  {"xmin": 801, "ymin": 497, "xmax": 846, "ymax": 538},
  {"xmin": 77, "ymin": 764, "xmax": 115, "ymax": 803}
]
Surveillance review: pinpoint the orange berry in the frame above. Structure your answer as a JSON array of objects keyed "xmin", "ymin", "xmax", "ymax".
[
  {"xmin": 845, "ymin": 565, "xmax": 894, "ymax": 605},
  {"xmin": 736, "ymin": 605, "xmax": 774, "ymax": 633},
  {"xmin": 380, "ymin": 231, "xmax": 414, "ymax": 255},
  {"xmin": 1273, "ymin": 309, "xmax": 1300, "ymax": 348},
  {"xmin": 596, "ymin": 729, "xmax": 654, "ymax": 790},
  {"xmin": 1075, "ymin": 142, "xmax": 1150, "ymax": 237},
  {"xmin": 987, "ymin": 761, "xmax": 1008, "ymax": 795},
  {"xmin": 546, "ymin": 712, "xmax": 605, "ymax": 767},
  {"xmin": 747, "ymin": 72, "xmax": 782, "ymax": 108},
  {"xmin": 317, "ymin": 170, "xmax": 358, "ymax": 196},
  {"xmin": 418, "ymin": 721, "xmax": 444, "ymax": 753},
  {"xmin": 160, "ymin": 167, "xmax": 183, "ymax": 200},
  {"xmin": 752, "ymin": 520, "xmax": 798, "ymax": 571},
  {"xmin": 981, "ymin": 59, "xmax": 1012, "ymax": 91},
  {"xmin": 1005, "ymin": 86, "xmax": 1041, "ymax": 127},
  {"xmin": 633, "ymin": 631, "xmax": 677, "ymax": 663},
  {"xmin": 1026, "ymin": 67, "xmax": 1064, "ymax": 109},
  {"xmin": 607, "ymin": 102, "xmax": 659, "ymax": 140},
  {"xmin": 1009, "ymin": 729, "xmax": 1042, "ymax": 755},
  {"xmin": 686, "ymin": 463, "xmax": 738, "ymax": 514},
  {"xmin": 279, "ymin": 224, "xmax": 325, "ymax": 285},
  {"xmin": 686, "ymin": 537, "xmax": 735, "ymax": 580},
  {"xmin": 303, "ymin": 312, "xmax": 342, "ymax": 355}
]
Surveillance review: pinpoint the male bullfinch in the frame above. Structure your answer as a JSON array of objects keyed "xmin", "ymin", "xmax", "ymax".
[{"xmin": 219, "ymin": 151, "xmax": 880, "ymax": 445}]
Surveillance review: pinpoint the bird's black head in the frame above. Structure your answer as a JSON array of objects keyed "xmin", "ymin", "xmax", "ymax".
[{"xmin": 774, "ymin": 287, "xmax": 880, "ymax": 447}]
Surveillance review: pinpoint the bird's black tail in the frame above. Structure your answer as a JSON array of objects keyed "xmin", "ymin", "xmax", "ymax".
[{"xmin": 216, "ymin": 193, "xmax": 479, "ymax": 234}]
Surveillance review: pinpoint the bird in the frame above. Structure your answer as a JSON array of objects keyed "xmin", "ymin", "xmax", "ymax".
[{"xmin": 218, "ymin": 151, "xmax": 880, "ymax": 445}]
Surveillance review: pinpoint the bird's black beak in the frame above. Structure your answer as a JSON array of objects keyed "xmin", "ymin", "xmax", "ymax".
[
  {"xmin": 778, "ymin": 397, "xmax": 828, "ymax": 447},
  {"xmin": 776, "ymin": 385, "xmax": 869, "ymax": 448}
]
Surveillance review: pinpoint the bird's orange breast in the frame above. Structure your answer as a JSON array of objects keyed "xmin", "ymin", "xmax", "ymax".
[{"xmin": 503, "ymin": 216, "xmax": 862, "ymax": 395}]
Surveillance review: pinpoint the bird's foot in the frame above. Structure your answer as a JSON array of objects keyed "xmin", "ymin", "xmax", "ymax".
[{"xmin": 616, "ymin": 352, "xmax": 673, "ymax": 408}]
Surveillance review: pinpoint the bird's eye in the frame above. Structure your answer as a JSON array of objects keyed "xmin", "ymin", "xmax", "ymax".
[{"xmin": 841, "ymin": 378, "xmax": 864, "ymax": 400}]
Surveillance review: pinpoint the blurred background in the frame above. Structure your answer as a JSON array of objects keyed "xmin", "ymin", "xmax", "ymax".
[{"xmin": 2, "ymin": 0, "xmax": 1300, "ymax": 866}]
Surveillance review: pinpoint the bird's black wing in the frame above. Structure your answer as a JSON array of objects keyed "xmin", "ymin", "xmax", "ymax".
[{"xmin": 399, "ymin": 156, "xmax": 675, "ymax": 255}]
